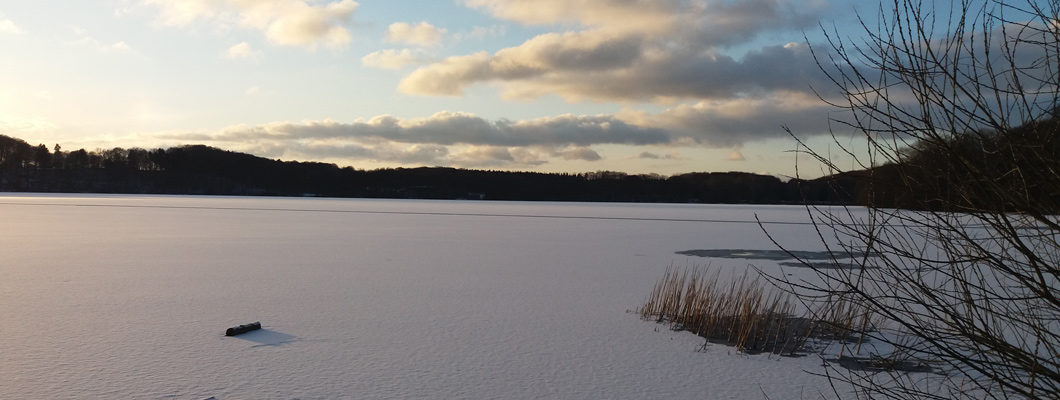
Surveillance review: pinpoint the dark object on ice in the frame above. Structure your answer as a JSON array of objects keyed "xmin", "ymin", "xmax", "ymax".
[{"xmin": 225, "ymin": 321, "xmax": 262, "ymax": 336}]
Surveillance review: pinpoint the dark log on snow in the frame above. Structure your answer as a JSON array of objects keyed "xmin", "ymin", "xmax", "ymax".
[{"xmin": 225, "ymin": 321, "xmax": 262, "ymax": 336}]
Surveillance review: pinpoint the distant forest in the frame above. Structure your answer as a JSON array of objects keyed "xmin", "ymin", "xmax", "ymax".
[
  {"xmin": 0, "ymin": 135, "xmax": 856, "ymax": 204},
  {"xmin": 2, "ymin": 122, "xmax": 1054, "ymax": 209}
]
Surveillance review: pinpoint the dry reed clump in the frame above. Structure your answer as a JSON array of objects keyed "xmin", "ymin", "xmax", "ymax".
[{"xmin": 638, "ymin": 264, "xmax": 873, "ymax": 355}]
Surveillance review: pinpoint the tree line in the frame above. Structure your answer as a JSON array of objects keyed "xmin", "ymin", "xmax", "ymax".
[
  {"xmin": 0, "ymin": 134, "xmax": 853, "ymax": 204},
  {"xmin": 2, "ymin": 116, "xmax": 1056, "ymax": 210}
]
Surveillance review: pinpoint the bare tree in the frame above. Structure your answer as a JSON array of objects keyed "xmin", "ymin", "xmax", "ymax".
[{"xmin": 773, "ymin": 0, "xmax": 1060, "ymax": 398}]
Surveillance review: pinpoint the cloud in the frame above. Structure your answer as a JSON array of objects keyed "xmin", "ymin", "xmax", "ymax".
[
  {"xmin": 151, "ymin": 110, "xmax": 676, "ymax": 166},
  {"xmin": 385, "ymin": 22, "xmax": 446, "ymax": 46},
  {"xmin": 726, "ymin": 151, "xmax": 745, "ymax": 161},
  {"xmin": 0, "ymin": 113, "xmax": 56, "ymax": 134},
  {"xmin": 156, "ymin": 90, "xmax": 837, "ymax": 153},
  {"xmin": 458, "ymin": 146, "xmax": 514, "ymax": 162},
  {"xmin": 173, "ymin": 111, "xmax": 671, "ymax": 147},
  {"xmin": 286, "ymin": 142, "xmax": 451, "ymax": 164},
  {"xmin": 0, "ymin": 19, "xmax": 24, "ymax": 35},
  {"xmin": 149, "ymin": 92, "xmax": 836, "ymax": 168},
  {"xmin": 225, "ymin": 41, "xmax": 261, "ymax": 59},
  {"xmin": 452, "ymin": 25, "xmax": 506, "ymax": 41},
  {"xmin": 617, "ymin": 91, "xmax": 832, "ymax": 147},
  {"xmin": 553, "ymin": 147, "xmax": 601, "ymax": 161},
  {"xmin": 70, "ymin": 35, "xmax": 135, "ymax": 54},
  {"xmin": 463, "ymin": 0, "xmax": 820, "ymax": 42},
  {"xmin": 452, "ymin": 146, "xmax": 548, "ymax": 167},
  {"xmin": 397, "ymin": 52, "xmax": 492, "ymax": 96},
  {"xmin": 462, "ymin": 0, "xmax": 679, "ymax": 33},
  {"xmin": 109, "ymin": 41, "xmax": 132, "ymax": 52},
  {"xmin": 638, "ymin": 152, "xmax": 677, "ymax": 160},
  {"xmin": 143, "ymin": 0, "xmax": 359, "ymax": 49},
  {"xmin": 401, "ymin": 1, "xmax": 829, "ymax": 102},
  {"xmin": 361, "ymin": 49, "xmax": 423, "ymax": 69},
  {"xmin": 639, "ymin": 152, "xmax": 662, "ymax": 159}
]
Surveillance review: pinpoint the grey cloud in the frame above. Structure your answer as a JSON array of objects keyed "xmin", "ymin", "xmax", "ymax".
[
  {"xmin": 543, "ymin": 43, "xmax": 832, "ymax": 101},
  {"xmin": 450, "ymin": 146, "xmax": 550, "ymax": 168},
  {"xmin": 402, "ymin": 0, "xmax": 830, "ymax": 101},
  {"xmin": 491, "ymin": 32, "xmax": 645, "ymax": 76},
  {"xmin": 195, "ymin": 112, "xmax": 671, "ymax": 148},
  {"xmin": 639, "ymin": 152, "xmax": 662, "ymax": 159},
  {"xmin": 553, "ymin": 147, "xmax": 602, "ymax": 161},
  {"xmin": 685, "ymin": 0, "xmax": 822, "ymax": 48},
  {"xmin": 286, "ymin": 142, "xmax": 450, "ymax": 164},
  {"xmin": 401, "ymin": 36, "xmax": 837, "ymax": 102},
  {"xmin": 153, "ymin": 97, "xmax": 838, "ymax": 169},
  {"xmin": 637, "ymin": 99, "xmax": 834, "ymax": 147},
  {"xmin": 638, "ymin": 152, "xmax": 678, "ymax": 160}
]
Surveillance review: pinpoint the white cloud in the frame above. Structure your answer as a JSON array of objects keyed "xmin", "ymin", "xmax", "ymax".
[
  {"xmin": 225, "ymin": 41, "xmax": 261, "ymax": 60},
  {"xmin": 70, "ymin": 35, "xmax": 135, "ymax": 54},
  {"xmin": 453, "ymin": 25, "xmax": 506, "ymax": 41},
  {"xmin": 110, "ymin": 41, "xmax": 132, "ymax": 52},
  {"xmin": 361, "ymin": 49, "xmax": 422, "ymax": 69},
  {"xmin": 0, "ymin": 114, "xmax": 56, "ymax": 134},
  {"xmin": 726, "ymin": 151, "xmax": 745, "ymax": 161},
  {"xmin": 462, "ymin": 0, "xmax": 678, "ymax": 33},
  {"xmin": 397, "ymin": 52, "xmax": 491, "ymax": 96},
  {"xmin": 143, "ymin": 0, "xmax": 359, "ymax": 49},
  {"xmin": 0, "ymin": 19, "xmax": 25, "ymax": 35},
  {"xmin": 384, "ymin": 22, "xmax": 446, "ymax": 46}
]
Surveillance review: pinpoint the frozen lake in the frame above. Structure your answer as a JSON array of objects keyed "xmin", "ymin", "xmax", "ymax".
[{"xmin": 1, "ymin": 194, "xmax": 839, "ymax": 399}]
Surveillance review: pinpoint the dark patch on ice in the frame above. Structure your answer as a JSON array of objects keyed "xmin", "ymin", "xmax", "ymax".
[
  {"xmin": 778, "ymin": 261, "xmax": 879, "ymax": 270},
  {"xmin": 676, "ymin": 249, "xmax": 881, "ymax": 262},
  {"xmin": 230, "ymin": 329, "xmax": 297, "ymax": 347},
  {"xmin": 829, "ymin": 355, "xmax": 936, "ymax": 374}
]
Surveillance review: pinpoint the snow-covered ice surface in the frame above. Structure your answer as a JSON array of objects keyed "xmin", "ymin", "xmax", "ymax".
[{"xmin": 1, "ymin": 194, "xmax": 844, "ymax": 399}]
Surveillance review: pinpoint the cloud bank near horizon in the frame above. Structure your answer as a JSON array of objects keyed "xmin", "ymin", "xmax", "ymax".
[{"xmin": 155, "ymin": 93, "xmax": 831, "ymax": 168}]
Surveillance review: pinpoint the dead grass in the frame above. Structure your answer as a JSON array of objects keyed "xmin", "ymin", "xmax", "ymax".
[{"xmin": 639, "ymin": 264, "xmax": 873, "ymax": 355}]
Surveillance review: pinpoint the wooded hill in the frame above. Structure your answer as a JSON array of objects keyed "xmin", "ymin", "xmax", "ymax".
[
  {"xmin": 0, "ymin": 137, "xmax": 835, "ymax": 204},
  {"xmin": 2, "ymin": 114, "xmax": 1056, "ymax": 209}
]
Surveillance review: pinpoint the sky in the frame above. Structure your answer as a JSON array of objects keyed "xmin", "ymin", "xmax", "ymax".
[{"xmin": 0, "ymin": 0, "xmax": 883, "ymax": 177}]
